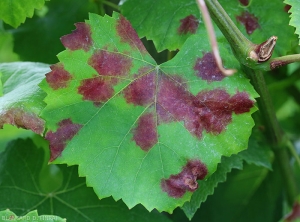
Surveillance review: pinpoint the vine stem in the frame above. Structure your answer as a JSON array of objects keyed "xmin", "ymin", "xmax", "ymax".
[
  {"xmin": 242, "ymin": 66, "xmax": 299, "ymax": 205},
  {"xmin": 203, "ymin": 0, "xmax": 299, "ymax": 205},
  {"xmin": 196, "ymin": 0, "xmax": 236, "ymax": 76}
]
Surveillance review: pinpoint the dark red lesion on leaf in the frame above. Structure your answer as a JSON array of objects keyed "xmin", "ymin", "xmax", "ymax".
[
  {"xmin": 236, "ymin": 11, "xmax": 260, "ymax": 35},
  {"xmin": 46, "ymin": 63, "xmax": 73, "ymax": 90},
  {"xmin": 161, "ymin": 160, "xmax": 207, "ymax": 198},
  {"xmin": 194, "ymin": 52, "xmax": 225, "ymax": 82},
  {"xmin": 60, "ymin": 22, "xmax": 92, "ymax": 51},
  {"xmin": 157, "ymin": 75, "xmax": 254, "ymax": 138},
  {"xmin": 0, "ymin": 108, "xmax": 45, "ymax": 134},
  {"xmin": 123, "ymin": 67, "xmax": 156, "ymax": 106},
  {"xmin": 46, "ymin": 118, "xmax": 82, "ymax": 161},
  {"xmin": 239, "ymin": 0, "xmax": 249, "ymax": 6},
  {"xmin": 88, "ymin": 50, "xmax": 132, "ymax": 79},
  {"xmin": 133, "ymin": 113, "xmax": 158, "ymax": 151},
  {"xmin": 178, "ymin": 15, "xmax": 199, "ymax": 35},
  {"xmin": 116, "ymin": 15, "xmax": 147, "ymax": 53},
  {"xmin": 284, "ymin": 202, "xmax": 300, "ymax": 222},
  {"xmin": 78, "ymin": 76, "xmax": 114, "ymax": 103}
]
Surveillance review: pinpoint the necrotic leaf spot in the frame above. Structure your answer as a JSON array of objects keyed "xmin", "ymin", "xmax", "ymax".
[
  {"xmin": 178, "ymin": 15, "xmax": 199, "ymax": 35},
  {"xmin": 239, "ymin": 0, "xmax": 249, "ymax": 6},
  {"xmin": 88, "ymin": 50, "xmax": 132, "ymax": 79},
  {"xmin": 161, "ymin": 160, "xmax": 208, "ymax": 198},
  {"xmin": 132, "ymin": 113, "xmax": 158, "ymax": 151},
  {"xmin": 60, "ymin": 23, "xmax": 92, "ymax": 51},
  {"xmin": 0, "ymin": 108, "xmax": 45, "ymax": 134},
  {"xmin": 116, "ymin": 15, "xmax": 147, "ymax": 53},
  {"xmin": 46, "ymin": 119, "xmax": 82, "ymax": 161},
  {"xmin": 123, "ymin": 67, "xmax": 156, "ymax": 106},
  {"xmin": 236, "ymin": 11, "xmax": 260, "ymax": 35},
  {"xmin": 78, "ymin": 76, "xmax": 114, "ymax": 103},
  {"xmin": 194, "ymin": 52, "xmax": 225, "ymax": 82},
  {"xmin": 157, "ymin": 74, "xmax": 255, "ymax": 138},
  {"xmin": 46, "ymin": 63, "xmax": 73, "ymax": 90}
]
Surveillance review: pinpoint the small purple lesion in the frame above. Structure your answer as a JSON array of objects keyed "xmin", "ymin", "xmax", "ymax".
[
  {"xmin": 161, "ymin": 160, "xmax": 208, "ymax": 198},
  {"xmin": 46, "ymin": 118, "xmax": 82, "ymax": 161},
  {"xmin": 239, "ymin": 0, "xmax": 249, "ymax": 6},
  {"xmin": 236, "ymin": 11, "xmax": 260, "ymax": 35},
  {"xmin": 46, "ymin": 63, "xmax": 73, "ymax": 90},
  {"xmin": 88, "ymin": 49, "xmax": 132, "ymax": 78},
  {"xmin": 132, "ymin": 113, "xmax": 158, "ymax": 151},
  {"xmin": 178, "ymin": 15, "xmax": 199, "ymax": 35},
  {"xmin": 116, "ymin": 15, "xmax": 147, "ymax": 53},
  {"xmin": 194, "ymin": 52, "xmax": 225, "ymax": 82},
  {"xmin": 77, "ymin": 76, "xmax": 114, "ymax": 104},
  {"xmin": 0, "ymin": 108, "xmax": 45, "ymax": 134},
  {"xmin": 60, "ymin": 23, "xmax": 92, "ymax": 51}
]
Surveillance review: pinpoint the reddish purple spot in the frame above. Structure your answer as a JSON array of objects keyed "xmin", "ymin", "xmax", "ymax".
[
  {"xmin": 133, "ymin": 113, "xmax": 158, "ymax": 151},
  {"xmin": 123, "ymin": 67, "xmax": 155, "ymax": 106},
  {"xmin": 46, "ymin": 119, "xmax": 82, "ymax": 161},
  {"xmin": 46, "ymin": 63, "xmax": 73, "ymax": 90},
  {"xmin": 61, "ymin": 23, "xmax": 92, "ymax": 51},
  {"xmin": 236, "ymin": 11, "xmax": 260, "ymax": 35},
  {"xmin": 78, "ymin": 77, "xmax": 114, "ymax": 103},
  {"xmin": 116, "ymin": 15, "xmax": 147, "ymax": 53},
  {"xmin": 178, "ymin": 15, "xmax": 199, "ymax": 35},
  {"xmin": 194, "ymin": 52, "xmax": 225, "ymax": 82},
  {"xmin": 89, "ymin": 50, "xmax": 132, "ymax": 79},
  {"xmin": 285, "ymin": 202, "xmax": 300, "ymax": 221},
  {"xmin": 0, "ymin": 108, "xmax": 45, "ymax": 134},
  {"xmin": 158, "ymin": 75, "xmax": 254, "ymax": 138},
  {"xmin": 239, "ymin": 0, "xmax": 249, "ymax": 6},
  {"xmin": 161, "ymin": 160, "xmax": 207, "ymax": 198},
  {"xmin": 284, "ymin": 5, "xmax": 291, "ymax": 13},
  {"xmin": 270, "ymin": 60, "xmax": 292, "ymax": 70}
]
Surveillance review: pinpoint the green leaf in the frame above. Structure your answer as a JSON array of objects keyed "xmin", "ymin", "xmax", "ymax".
[
  {"xmin": 284, "ymin": 0, "xmax": 300, "ymax": 45},
  {"xmin": 239, "ymin": 128, "xmax": 273, "ymax": 170},
  {"xmin": 0, "ymin": 26, "xmax": 19, "ymax": 62},
  {"xmin": 222, "ymin": 0, "xmax": 295, "ymax": 57},
  {"xmin": 0, "ymin": 138, "xmax": 171, "ymax": 222},
  {"xmin": 181, "ymin": 155, "xmax": 244, "ymax": 220},
  {"xmin": 0, "ymin": 209, "xmax": 65, "ymax": 222},
  {"xmin": 0, "ymin": 62, "xmax": 49, "ymax": 134},
  {"xmin": 40, "ymin": 12, "xmax": 258, "ymax": 212},
  {"xmin": 0, "ymin": 0, "xmax": 46, "ymax": 28},
  {"xmin": 121, "ymin": 0, "xmax": 202, "ymax": 52},
  {"xmin": 121, "ymin": 0, "xmax": 295, "ymax": 56},
  {"xmin": 11, "ymin": 0, "xmax": 98, "ymax": 64}
]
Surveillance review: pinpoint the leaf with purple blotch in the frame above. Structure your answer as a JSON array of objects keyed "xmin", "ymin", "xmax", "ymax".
[{"xmin": 40, "ymin": 12, "xmax": 258, "ymax": 213}]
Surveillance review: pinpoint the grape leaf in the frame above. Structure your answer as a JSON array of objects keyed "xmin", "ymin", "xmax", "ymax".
[
  {"xmin": 0, "ymin": 209, "xmax": 65, "ymax": 222},
  {"xmin": 0, "ymin": 138, "xmax": 171, "ymax": 222},
  {"xmin": 0, "ymin": 27, "xmax": 19, "ymax": 62},
  {"xmin": 121, "ymin": 0, "xmax": 295, "ymax": 56},
  {"xmin": 120, "ymin": 0, "xmax": 202, "ymax": 52},
  {"xmin": 0, "ymin": 62, "xmax": 49, "ymax": 134},
  {"xmin": 284, "ymin": 0, "xmax": 300, "ymax": 45},
  {"xmin": 40, "ymin": 12, "xmax": 258, "ymax": 212},
  {"xmin": 0, "ymin": 0, "xmax": 46, "ymax": 28}
]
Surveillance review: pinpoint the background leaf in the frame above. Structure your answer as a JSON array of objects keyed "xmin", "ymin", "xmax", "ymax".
[
  {"xmin": 0, "ymin": 209, "xmax": 65, "ymax": 222},
  {"xmin": 284, "ymin": 0, "xmax": 300, "ymax": 45},
  {"xmin": 0, "ymin": 138, "xmax": 171, "ymax": 222},
  {"xmin": 121, "ymin": 0, "xmax": 202, "ymax": 52},
  {"xmin": 0, "ymin": 0, "xmax": 46, "ymax": 28},
  {"xmin": 40, "ymin": 13, "xmax": 258, "ymax": 212},
  {"xmin": 121, "ymin": 0, "xmax": 295, "ymax": 56},
  {"xmin": 0, "ymin": 62, "xmax": 49, "ymax": 134}
]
